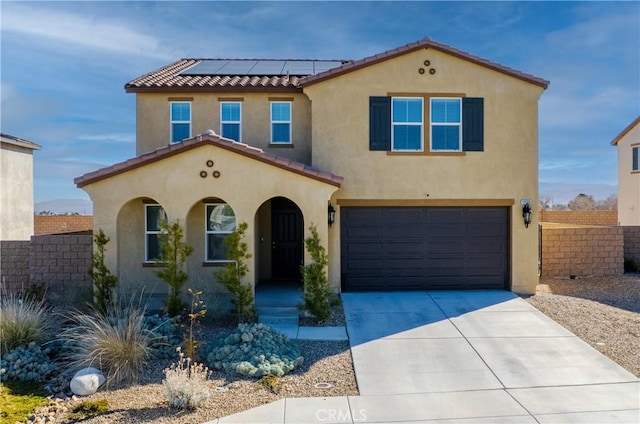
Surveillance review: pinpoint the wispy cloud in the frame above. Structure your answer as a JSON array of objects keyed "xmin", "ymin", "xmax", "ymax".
[
  {"xmin": 79, "ymin": 133, "xmax": 135, "ymax": 144},
  {"xmin": 1, "ymin": 3, "xmax": 171, "ymax": 60}
]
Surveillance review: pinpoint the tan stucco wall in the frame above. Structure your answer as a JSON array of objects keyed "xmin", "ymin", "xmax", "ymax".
[
  {"xmin": 136, "ymin": 92, "xmax": 312, "ymax": 164},
  {"xmin": 81, "ymin": 143, "xmax": 339, "ymax": 295},
  {"xmin": 304, "ymin": 48, "xmax": 545, "ymax": 293},
  {"xmin": 0, "ymin": 144, "xmax": 35, "ymax": 240},
  {"xmin": 616, "ymin": 123, "xmax": 640, "ymax": 225}
]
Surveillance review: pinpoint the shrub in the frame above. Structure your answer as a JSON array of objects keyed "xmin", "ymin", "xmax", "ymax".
[
  {"xmin": 155, "ymin": 220, "xmax": 194, "ymax": 316},
  {"xmin": 89, "ymin": 229, "xmax": 118, "ymax": 315},
  {"xmin": 144, "ymin": 314, "xmax": 182, "ymax": 360},
  {"xmin": 58, "ymin": 304, "xmax": 156, "ymax": 386},
  {"xmin": 68, "ymin": 399, "xmax": 109, "ymax": 420},
  {"xmin": 0, "ymin": 295, "xmax": 52, "ymax": 355},
  {"xmin": 0, "ymin": 380, "xmax": 50, "ymax": 424},
  {"xmin": 300, "ymin": 224, "xmax": 333, "ymax": 322},
  {"xmin": 214, "ymin": 222, "xmax": 256, "ymax": 322},
  {"xmin": 0, "ymin": 342, "xmax": 56, "ymax": 382},
  {"xmin": 206, "ymin": 323, "xmax": 303, "ymax": 378},
  {"xmin": 163, "ymin": 348, "xmax": 211, "ymax": 409}
]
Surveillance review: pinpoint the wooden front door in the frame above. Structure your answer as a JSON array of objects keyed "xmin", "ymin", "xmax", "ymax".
[{"xmin": 271, "ymin": 197, "xmax": 303, "ymax": 280}]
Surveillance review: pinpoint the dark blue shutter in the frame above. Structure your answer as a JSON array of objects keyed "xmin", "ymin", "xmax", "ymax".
[
  {"xmin": 462, "ymin": 97, "xmax": 484, "ymax": 151},
  {"xmin": 633, "ymin": 147, "xmax": 639, "ymax": 171},
  {"xmin": 369, "ymin": 96, "xmax": 391, "ymax": 151}
]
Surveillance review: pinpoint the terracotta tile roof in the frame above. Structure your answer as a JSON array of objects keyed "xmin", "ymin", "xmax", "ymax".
[
  {"xmin": 74, "ymin": 131, "xmax": 343, "ymax": 188},
  {"xmin": 610, "ymin": 115, "xmax": 640, "ymax": 146},
  {"xmin": 1, "ymin": 133, "xmax": 41, "ymax": 150},
  {"xmin": 301, "ymin": 38, "xmax": 550, "ymax": 89},
  {"xmin": 125, "ymin": 59, "xmax": 347, "ymax": 93}
]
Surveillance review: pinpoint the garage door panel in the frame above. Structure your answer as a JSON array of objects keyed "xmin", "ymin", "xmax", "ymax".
[{"xmin": 341, "ymin": 206, "xmax": 509, "ymax": 291}]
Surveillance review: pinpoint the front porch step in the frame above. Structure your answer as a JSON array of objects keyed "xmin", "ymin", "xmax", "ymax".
[{"xmin": 258, "ymin": 306, "xmax": 299, "ymax": 325}]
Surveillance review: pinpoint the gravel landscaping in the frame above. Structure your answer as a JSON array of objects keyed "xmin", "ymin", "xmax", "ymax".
[{"xmin": 526, "ymin": 274, "xmax": 640, "ymax": 377}]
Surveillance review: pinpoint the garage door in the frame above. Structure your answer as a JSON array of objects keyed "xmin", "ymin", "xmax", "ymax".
[{"xmin": 341, "ymin": 207, "xmax": 509, "ymax": 291}]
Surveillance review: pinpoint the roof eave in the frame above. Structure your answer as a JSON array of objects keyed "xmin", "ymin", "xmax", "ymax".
[
  {"xmin": 124, "ymin": 85, "xmax": 303, "ymax": 94},
  {"xmin": 610, "ymin": 116, "xmax": 640, "ymax": 146}
]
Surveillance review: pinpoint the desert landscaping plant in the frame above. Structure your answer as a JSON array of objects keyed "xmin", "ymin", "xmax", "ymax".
[
  {"xmin": 206, "ymin": 323, "xmax": 303, "ymax": 377},
  {"xmin": 89, "ymin": 229, "xmax": 119, "ymax": 315},
  {"xmin": 300, "ymin": 224, "xmax": 333, "ymax": 322},
  {"xmin": 59, "ymin": 303, "xmax": 156, "ymax": 386},
  {"xmin": 0, "ymin": 295, "xmax": 52, "ymax": 355},
  {"xmin": 0, "ymin": 342, "xmax": 56, "ymax": 382},
  {"xmin": 68, "ymin": 399, "xmax": 110, "ymax": 420},
  {"xmin": 214, "ymin": 222, "xmax": 255, "ymax": 322},
  {"xmin": 0, "ymin": 380, "xmax": 50, "ymax": 424},
  {"xmin": 184, "ymin": 288, "xmax": 207, "ymax": 361},
  {"xmin": 155, "ymin": 220, "xmax": 194, "ymax": 316},
  {"xmin": 162, "ymin": 347, "xmax": 211, "ymax": 409}
]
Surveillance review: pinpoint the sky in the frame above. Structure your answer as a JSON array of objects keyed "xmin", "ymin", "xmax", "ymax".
[{"xmin": 1, "ymin": 1, "xmax": 639, "ymax": 207}]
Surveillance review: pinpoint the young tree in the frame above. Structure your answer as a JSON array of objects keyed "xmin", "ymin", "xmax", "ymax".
[
  {"xmin": 214, "ymin": 222, "xmax": 255, "ymax": 322},
  {"xmin": 568, "ymin": 193, "xmax": 596, "ymax": 210},
  {"xmin": 88, "ymin": 229, "xmax": 118, "ymax": 315},
  {"xmin": 301, "ymin": 224, "xmax": 332, "ymax": 323},
  {"xmin": 155, "ymin": 220, "xmax": 194, "ymax": 316}
]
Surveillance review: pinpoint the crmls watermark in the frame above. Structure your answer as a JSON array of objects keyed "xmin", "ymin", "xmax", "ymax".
[{"xmin": 316, "ymin": 408, "xmax": 367, "ymax": 422}]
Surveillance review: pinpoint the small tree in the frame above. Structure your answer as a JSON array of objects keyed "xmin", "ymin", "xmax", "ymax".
[
  {"xmin": 301, "ymin": 224, "xmax": 332, "ymax": 322},
  {"xmin": 155, "ymin": 220, "xmax": 194, "ymax": 316},
  {"xmin": 88, "ymin": 229, "xmax": 118, "ymax": 315},
  {"xmin": 214, "ymin": 222, "xmax": 254, "ymax": 322}
]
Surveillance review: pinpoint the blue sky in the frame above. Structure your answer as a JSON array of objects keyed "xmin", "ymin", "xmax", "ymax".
[{"xmin": 1, "ymin": 1, "xmax": 639, "ymax": 206}]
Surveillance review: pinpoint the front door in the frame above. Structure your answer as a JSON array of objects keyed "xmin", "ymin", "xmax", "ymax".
[{"xmin": 271, "ymin": 197, "xmax": 303, "ymax": 280}]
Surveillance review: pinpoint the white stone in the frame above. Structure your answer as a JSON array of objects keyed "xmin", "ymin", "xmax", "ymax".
[{"xmin": 70, "ymin": 367, "xmax": 105, "ymax": 396}]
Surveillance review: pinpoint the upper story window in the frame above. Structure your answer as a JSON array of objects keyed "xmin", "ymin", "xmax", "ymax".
[
  {"xmin": 220, "ymin": 102, "xmax": 241, "ymax": 142},
  {"xmin": 633, "ymin": 146, "xmax": 639, "ymax": 171},
  {"xmin": 369, "ymin": 96, "xmax": 484, "ymax": 153},
  {"xmin": 170, "ymin": 102, "xmax": 191, "ymax": 143},
  {"xmin": 205, "ymin": 203, "xmax": 236, "ymax": 262},
  {"xmin": 271, "ymin": 101, "xmax": 292, "ymax": 144},
  {"xmin": 431, "ymin": 98, "xmax": 462, "ymax": 151},
  {"xmin": 145, "ymin": 204, "xmax": 167, "ymax": 262},
  {"xmin": 392, "ymin": 98, "xmax": 423, "ymax": 151}
]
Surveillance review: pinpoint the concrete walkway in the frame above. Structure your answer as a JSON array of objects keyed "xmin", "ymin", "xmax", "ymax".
[{"xmin": 205, "ymin": 291, "xmax": 639, "ymax": 423}]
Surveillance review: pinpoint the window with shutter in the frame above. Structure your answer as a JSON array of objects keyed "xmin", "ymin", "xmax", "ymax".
[{"xmin": 369, "ymin": 96, "xmax": 391, "ymax": 151}]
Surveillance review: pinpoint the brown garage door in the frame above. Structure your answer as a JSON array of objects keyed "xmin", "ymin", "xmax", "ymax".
[{"xmin": 340, "ymin": 207, "xmax": 509, "ymax": 291}]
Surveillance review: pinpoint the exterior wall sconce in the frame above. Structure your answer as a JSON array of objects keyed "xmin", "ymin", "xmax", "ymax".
[
  {"xmin": 328, "ymin": 203, "xmax": 336, "ymax": 227},
  {"xmin": 521, "ymin": 200, "xmax": 533, "ymax": 228}
]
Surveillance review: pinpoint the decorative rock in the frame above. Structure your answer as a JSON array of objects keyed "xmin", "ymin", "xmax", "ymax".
[{"xmin": 69, "ymin": 367, "xmax": 105, "ymax": 396}]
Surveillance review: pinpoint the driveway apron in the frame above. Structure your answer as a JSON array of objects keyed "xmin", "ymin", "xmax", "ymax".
[{"xmin": 342, "ymin": 290, "xmax": 640, "ymax": 423}]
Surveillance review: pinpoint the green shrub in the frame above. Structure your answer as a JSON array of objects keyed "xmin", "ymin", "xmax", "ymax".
[
  {"xmin": 59, "ymin": 304, "xmax": 156, "ymax": 386},
  {"xmin": 206, "ymin": 323, "xmax": 303, "ymax": 378},
  {"xmin": 68, "ymin": 399, "xmax": 109, "ymax": 419},
  {"xmin": 0, "ymin": 343, "xmax": 56, "ymax": 382},
  {"xmin": 89, "ymin": 229, "xmax": 118, "ymax": 315},
  {"xmin": 214, "ymin": 222, "xmax": 255, "ymax": 322},
  {"xmin": 162, "ymin": 348, "xmax": 211, "ymax": 409},
  {"xmin": 144, "ymin": 314, "xmax": 182, "ymax": 360},
  {"xmin": 0, "ymin": 380, "xmax": 50, "ymax": 424},
  {"xmin": 300, "ymin": 224, "xmax": 333, "ymax": 322},
  {"xmin": 0, "ymin": 296, "xmax": 52, "ymax": 355},
  {"xmin": 155, "ymin": 220, "xmax": 194, "ymax": 316}
]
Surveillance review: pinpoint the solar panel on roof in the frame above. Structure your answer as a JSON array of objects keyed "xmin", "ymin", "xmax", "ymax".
[{"xmin": 179, "ymin": 59, "xmax": 345, "ymax": 77}]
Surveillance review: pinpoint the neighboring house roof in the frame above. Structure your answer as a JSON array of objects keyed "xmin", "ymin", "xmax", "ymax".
[
  {"xmin": 610, "ymin": 116, "xmax": 640, "ymax": 146},
  {"xmin": 0, "ymin": 133, "xmax": 41, "ymax": 150},
  {"xmin": 301, "ymin": 38, "xmax": 549, "ymax": 89},
  {"xmin": 74, "ymin": 131, "xmax": 343, "ymax": 188},
  {"xmin": 125, "ymin": 38, "xmax": 548, "ymax": 93},
  {"xmin": 125, "ymin": 59, "xmax": 348, "ymax": 93}
]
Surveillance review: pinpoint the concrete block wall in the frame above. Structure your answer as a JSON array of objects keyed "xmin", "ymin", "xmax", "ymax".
[
  {"xmin": 539, "ymin": 210, "xmax": 618, "ymax": 226},
  {"xmin": 540, "ymin": 226, "xmax": 624, "ymax": 277},
  {"xmin": 34, "ymin": 215, "xmax": 93, "ymax": 235},
  {"xmin": 0, "ymin": 240, "xmax": 30, "ymax": 293},
  {"xmin": 622, "ymin": 226, "xmax": 640, "ymax": 263},
  {"xmin": 29, "ymin": 233, "xmax": 93, "ymax": 290}
]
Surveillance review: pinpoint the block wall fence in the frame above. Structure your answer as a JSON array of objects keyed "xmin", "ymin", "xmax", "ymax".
[
  {"xmin": 539, "ymin": 210, "xmax": 618, "ymax": 226},
  {"xmin": 623, "ymin": 226, "xmax": 640, "ymax": 264}
]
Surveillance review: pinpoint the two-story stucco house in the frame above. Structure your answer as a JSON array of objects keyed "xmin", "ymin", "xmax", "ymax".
[
  {"xmin": 611, "ymin": 116, "xmax": 640, "ymax": 226},
  {"xmin": 75, "ymin": 39, "xmax": 548, "ymax": 296}
]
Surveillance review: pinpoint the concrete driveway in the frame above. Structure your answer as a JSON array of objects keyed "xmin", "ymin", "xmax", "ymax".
[{"xmin": 208, "ymin": 290, "xmax": 639, "ymax": 423}]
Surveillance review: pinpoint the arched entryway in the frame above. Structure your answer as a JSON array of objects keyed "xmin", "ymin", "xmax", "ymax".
[{"xmin": 255, "ymin": 196, "xmax": 304, "ymax": 286}]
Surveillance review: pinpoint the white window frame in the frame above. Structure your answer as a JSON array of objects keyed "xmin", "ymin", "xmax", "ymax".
[
  {"xmin": 205, "ymin": 203, "xmax": 236, "ymax": 263},
  {"xmin": 170, "ymin": 101, "xmax": 191, "ymax": 143},
  {"xmin": 430, "ymin": 97, "xmax": 462, "ymax": 152},
  {"xmin": 220, "ymin": 102, "xmax": 242, "ymax": 141},
  {"xmin": 391, "ymin": 97, "xmax": 424, "ymax": 152},
  {"xmin": 145, "ymin": 204, "xmax": 166, "ymax": 263},
  {"xmin": 270, "ymin": 101, "xmax": 292, "ymax": 144}
]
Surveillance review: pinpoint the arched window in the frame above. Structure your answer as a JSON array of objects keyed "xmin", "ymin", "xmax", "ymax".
[{"xmin": 205, "ymin": 203, "xmax": 236, "ymax": 262}]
